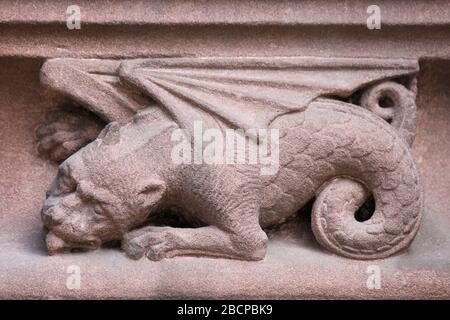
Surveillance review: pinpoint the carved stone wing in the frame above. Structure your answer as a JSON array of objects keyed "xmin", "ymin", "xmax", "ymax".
[
  {"xmin": 40, "ymin": 58, "xmax": 150, "ymax": 124},
  {"xmin": 41, "ymin": 57, "xmax": 418, "ymax": 133},
  {"xmin": 118, "ymin": 57, "xmax": 419, "ymax": 134}
]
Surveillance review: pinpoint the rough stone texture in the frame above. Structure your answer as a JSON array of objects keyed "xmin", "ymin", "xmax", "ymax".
[
  {"xmin": 0, "ymin": 1, "xmax": 449, "ymax": 299},
  {"xmin": 35, "ymin": 57, "xmax": 422, "ymax": 261},
  {"xmin": 2, "ymin": 1, "xmax": 450, "ymax": 60},
  {"xmin": 0, "ymin": 57, "xmax": 448, "ymax": 300}
]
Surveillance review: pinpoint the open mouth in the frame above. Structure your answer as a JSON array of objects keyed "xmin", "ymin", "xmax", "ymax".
[{"xmin": 45, "ymin": 231, "xmax": 100, "ymax": 255}]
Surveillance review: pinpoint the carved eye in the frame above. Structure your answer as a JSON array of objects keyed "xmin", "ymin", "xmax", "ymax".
[
  {"xmin": 58, "ymin": 175, "xmax": 77, "ymax": 194},
  {"xmin": 93, "ymin": 203, "xmax": 106, "ymax": 216},
  {"xmin": 50, "ymin": 173, "xmax": 76, "ymax": 196}
]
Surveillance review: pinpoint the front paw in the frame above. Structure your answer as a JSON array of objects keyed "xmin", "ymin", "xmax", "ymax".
[
  {"xmin": 121, "ymin": 235, "xmax": 147, "ymax": 260},
  {"xmin": 122, "ymin": 226, "xmax": 177, "ymax": 261},
  {"xmin": 35, "ymin": 105, "xmax": 104, "ymax": 162}
]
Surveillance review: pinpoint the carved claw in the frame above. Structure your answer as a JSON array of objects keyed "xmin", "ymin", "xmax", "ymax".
[
  {"xmin": 122, "ymin": 226, "xmax": 177, "ymax": 261},
  {"xmin": 121, "ymin": 237, "xmax": 147, "ymax": 260},
  {"xmin": 35, "ymin": 105, "xmax": 105, "ymax": 162}
]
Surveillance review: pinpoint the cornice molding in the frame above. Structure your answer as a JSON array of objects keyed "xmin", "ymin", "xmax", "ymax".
[{"xmin": 0, "ymin": 0, "xmax": 449, "ymax": 27}]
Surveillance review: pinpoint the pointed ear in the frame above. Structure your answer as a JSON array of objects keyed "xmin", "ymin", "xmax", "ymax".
[{"xmin": 137, "ymin": 178, "xmax": 166, "ymax": 210}]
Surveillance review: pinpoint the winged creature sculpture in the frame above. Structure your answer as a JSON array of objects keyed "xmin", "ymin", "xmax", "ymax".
[{"xmin": 37, "ymin": 56, "xmax": 422, "ymax": 260}]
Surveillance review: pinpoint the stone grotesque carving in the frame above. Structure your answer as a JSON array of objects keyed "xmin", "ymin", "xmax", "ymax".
[{"xmin": 37, "ymin": 57, "xmax": 422, "ymax": 260}]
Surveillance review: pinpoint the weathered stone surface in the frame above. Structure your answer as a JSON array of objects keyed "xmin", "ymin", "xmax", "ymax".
[
  {"xmin": 35, "ymin": 56, "xmax": 421, "ymax": 261},
  {"xmin": 0, "ymin": 1, "xmax": 449, "ymax": 299}
]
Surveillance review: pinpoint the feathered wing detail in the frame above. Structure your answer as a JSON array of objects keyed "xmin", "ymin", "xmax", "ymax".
[{"xmin": 118, "ymin": 57, "xmax": 418, "ymax": 135}]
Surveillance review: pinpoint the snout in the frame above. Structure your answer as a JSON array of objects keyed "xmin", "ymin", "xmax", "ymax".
[
  {"xmin": 41, "ymin": 205, "xmax": 65, "ymax": 227},
  {"xmin": 46, "ymin": 232, "xmax": 68, "ymax": 255},
  {"xmin": 45, "ymin": 230, "xmax": 101, "ymax": 255},
  {"xmin": 41, "ymin": 199, "xmax": 103, "ymax": 255}
]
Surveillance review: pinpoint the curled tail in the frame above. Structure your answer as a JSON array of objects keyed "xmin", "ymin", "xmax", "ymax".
[
  {"xmin": 360, "ymin": 80, "xmax": 417, "ymax": 146},
  {"xmin": 308, "ymin": 98, "xmax": 423, "ymax": 259}
]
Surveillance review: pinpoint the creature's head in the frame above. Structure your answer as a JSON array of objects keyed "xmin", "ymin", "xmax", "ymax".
[{"xmin": 42, "ymin": 112, "xmax": 175, "ymax": 255}]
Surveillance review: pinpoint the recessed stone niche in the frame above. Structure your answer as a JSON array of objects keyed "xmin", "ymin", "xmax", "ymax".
[{"xmin": 0, "ymin": 1, "xmax": 449, "ymax": 299}]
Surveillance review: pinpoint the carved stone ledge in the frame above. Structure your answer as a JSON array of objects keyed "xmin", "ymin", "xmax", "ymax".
[
  {"xmin": 0, "ymin": 0, "xmax": 449, "ymax": 299},
  {"xmin": 1, "ymin": 1, "xmax": 450, "ymax": 59}
]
